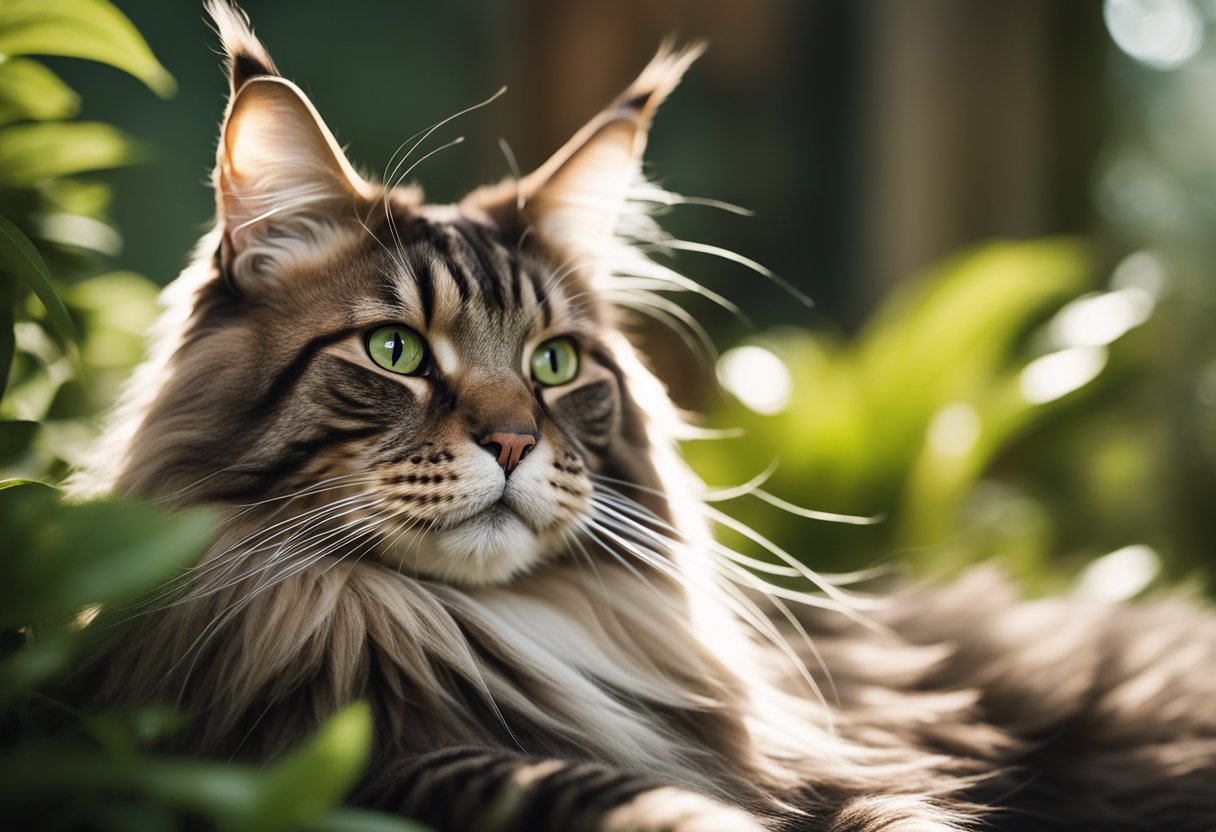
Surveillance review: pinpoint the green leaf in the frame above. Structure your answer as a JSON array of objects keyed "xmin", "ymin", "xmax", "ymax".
[
  {"xmin": 39, "ymin": 177, "xmax": 112, "ymax": 218},
  {"xmin": 0, "ymin": 483, "xmax": 215, "ymax": 629},
  {"xmin": 0, "ymin": 214, "xmax": 76, "ymax": 343},
  {"xmin": 0, "ymin": 58, "xmax": 80, "ymax": 124},
  {"xmin": 0, "ymin": 122, "xmax": 144, "ymax": 188},
  {"xmin": 241, "ymin": 703, "xmax": 375, "ymax": 832},
  {"xmin": 0, "ymin": 477, "xmax": 38, "ymax": 490},
  {"xmin": 0, "ymin": 0, "xmax": 175, "ymax": 97},
  {"xmin": 0, "ymin": 748, "xmax": 261, "ymax": 819},
  {"xmin": 854, "ymin": 239, "xmax": 1090, "ymax": 475},
  {"xmin": 0, "ymin": 627, "xmax": 80, "ymax": 709}
]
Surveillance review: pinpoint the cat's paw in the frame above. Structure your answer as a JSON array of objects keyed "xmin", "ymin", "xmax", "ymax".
[{"xmin": 601, "ymin": 787, "xmax": 768, "ymax": 832}]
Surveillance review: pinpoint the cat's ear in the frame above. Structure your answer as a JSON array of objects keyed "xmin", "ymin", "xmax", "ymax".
[
  {"xmin": 208, "ymin": 1, "xmax": 371, "ymax": 288},
  {"xmin": 508, "ymin": 44, "xmax": 703, "ymax": 257}
]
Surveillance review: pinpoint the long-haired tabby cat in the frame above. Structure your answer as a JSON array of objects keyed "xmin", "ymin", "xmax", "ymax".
[{"xmin": 74, "ymin": 4, "xmax": 1216, "ymax": 830}]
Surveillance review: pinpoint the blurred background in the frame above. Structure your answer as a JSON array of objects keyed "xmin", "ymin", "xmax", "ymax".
[{"xmin": 3, "ymin": 2, "xmax": 1216, "ymax": 827}]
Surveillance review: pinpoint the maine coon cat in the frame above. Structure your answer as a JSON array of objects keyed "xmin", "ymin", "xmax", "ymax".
[{"xmin": 76, "ymin": 4, "xmax": 1216, "ymax": 830}]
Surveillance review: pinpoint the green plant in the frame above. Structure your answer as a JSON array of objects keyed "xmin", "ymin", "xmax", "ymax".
[{"xmin": 688, "ymin": 237, "xmax": 1183, "ymax": 595}]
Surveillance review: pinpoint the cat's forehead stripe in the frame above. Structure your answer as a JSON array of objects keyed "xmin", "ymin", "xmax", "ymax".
[
  {"xmin": 447, "ymin": 222, "xmax": 504, "ymax": 309},
  {"xmin": 422, "ymin": 223, "xmax": 473, "ymax": 305},
  {"xmin": 526, "ymin": 264, "xmax": 552, "ymax": 328},
  {"xmin": 396, "ymin": 214, "xmax": 544, "ymax": 320},
  {"xmin": 409, "ymin": 253, "xmax": 436, "ymax": 326}
]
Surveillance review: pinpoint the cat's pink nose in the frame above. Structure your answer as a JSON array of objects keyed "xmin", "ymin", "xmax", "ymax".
[{"xmin": 479, "ymin": 431, "xmax": 537, "ymax": 475}]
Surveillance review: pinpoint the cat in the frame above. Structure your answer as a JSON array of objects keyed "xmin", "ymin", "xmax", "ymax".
[{"xmin": 74, "ymin": 3, "xmax": 1216, "ymax": 830}]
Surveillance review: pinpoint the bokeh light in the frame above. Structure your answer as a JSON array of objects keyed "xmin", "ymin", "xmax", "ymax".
[
  {"xmin": 1104, "ymin": 0, "xmax": 1204, "ymax": 69},
  {"xmin": 1020, "ymin": 347, "xmax": 1109, "ymax": 405},
  {"xmin": 716, "ymin": 346, "xmax": 792, "ymax": 416}
]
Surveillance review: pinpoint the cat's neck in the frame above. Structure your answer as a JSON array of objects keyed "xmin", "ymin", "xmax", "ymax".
[{"xmin": 91, "ymin": 537, "xmax": 778, "ymax": 794}]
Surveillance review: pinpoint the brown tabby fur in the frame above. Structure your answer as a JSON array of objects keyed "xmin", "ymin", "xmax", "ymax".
[{"xmin": 75, "ymin": 4, "xmax": 1216, "ymax": 830}]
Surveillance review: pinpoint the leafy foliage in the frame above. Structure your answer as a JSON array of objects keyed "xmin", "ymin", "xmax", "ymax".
[
  {"xmin": 0, "ymin": 0, "xmax": 175, "ymax": 96},
  {"xmin": 689, "ymin": 237, "xmax": 1202, "ymax": 596}
]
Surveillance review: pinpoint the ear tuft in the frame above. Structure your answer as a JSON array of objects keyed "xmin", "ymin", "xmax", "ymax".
[
  {"xmin": 206, "ymin": 0, "xmax": 280, "ymax": 93},
  {"xmin": 507, "ymin": 43, "xmax": 703, "ymax": 261},
  {"xmin": 616, "ymin": 42, "xmax": 705, "ymax": 125}
]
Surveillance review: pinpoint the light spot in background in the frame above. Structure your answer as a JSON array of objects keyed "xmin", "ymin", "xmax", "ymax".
[
  {"xmin": 1110, "ymin": 249, "xmax": 1169, "ymax": 298},
  {"xmin": 1197, "ymin": 358, "xmax": 1216, "ymax": 406},
  {"xmin": 1105, "ymin": 0, "xmax": 1204, "ymax": 70},
  {"xmin": 717, "ymin": 345, "xmax": 792, "ymax": 416},
  {"xmin": 927, "ymin": 402, "xmax": 981, "ymax": 458},
  {"xmin": 1047, "ymin": 287, "xmax": 1154, "ymax": 349},
  {"xmin": 1076, "ymin": 544, "xmax": 1161, "ymax": 601},
  {"xmin": 1020, "ymin": 347, "xmax": 1109, "ymax": 405},
  {"xmin": 1097, "ymin": 152, "xmax": 1183, "ymax": 231}
]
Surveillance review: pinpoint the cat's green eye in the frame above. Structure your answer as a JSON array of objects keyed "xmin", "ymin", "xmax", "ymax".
[
  {"xmin": 367, "ymin": 325, "xmax": 425, "ymax": 374},
  {"xmin": 530, "ymin": 337, "xmax": 579, "ymax": 386}
]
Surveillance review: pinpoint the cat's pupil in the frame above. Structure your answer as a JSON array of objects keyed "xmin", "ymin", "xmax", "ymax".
[
  {"xmin": 389, "ymin": 332, "xmax": 403, "ymax": 366},
  {"xmin": 548, "ymin": 348, "xmax": 559, "ymax": 374}
]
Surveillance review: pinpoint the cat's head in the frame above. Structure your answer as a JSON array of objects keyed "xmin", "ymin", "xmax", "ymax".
[{"xmin": 102, "ymin": 3, "xmax": 702, "ymax": 586}]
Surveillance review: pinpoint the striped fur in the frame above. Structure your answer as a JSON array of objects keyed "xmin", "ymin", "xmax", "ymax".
[{"xmin": 72, "ymin": 4, "xmax": 1216, "ymax": 831}]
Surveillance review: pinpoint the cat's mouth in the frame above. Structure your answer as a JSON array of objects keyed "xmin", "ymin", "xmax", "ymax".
[
  {"xmin": 372, "ymin": 481, "xmax": 577, "ymax": 585},
  {"xmin": 451, "ymin": 499, "xmax": 524, "ymax": 530},
  {"xmin": 371, "ymin": 442, "xmax": 587, "ymax": 585},
  {"xmin": 429, "ymin": 489, "xmax": 529, "ymax": 530}
]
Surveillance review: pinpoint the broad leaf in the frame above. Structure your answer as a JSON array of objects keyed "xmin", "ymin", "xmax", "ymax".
[
  {"xmin": 0, "ymin": 0, "xmax": 174, "ymax": 97},
  {"xmin": 0, "ymin": 742, "xmax": 430, "ymax": 831},
  {"xmin": 0, "ymin": 58, "xmax": 79, "ymax": 124},
  {"xmin": 0, "ymin": 214, "xmax": 76, "ymax": 343},
  {"xmin": 0, "ymin": 748, "xmax": 261, "ymax": 818},
  {"xmin": 0, "ymin": 626, "xmax": 77, "ymax": 708},
  {"xmin": 0, "ymin": 482, "xmax": 215, "ymax": 629},
  {"xmin": 0, "ymin": 121, "xmax": 143, "ymax": 188},
  {"xmin": 241, "ymin": 703, "xmax": 375, "ymax": 832},
  {"xmin": 39, "ymin": 178, "xmax": 112, "ymax": 218}
]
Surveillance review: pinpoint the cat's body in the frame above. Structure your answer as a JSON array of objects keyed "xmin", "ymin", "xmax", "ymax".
[{"xmin": 77, "ymin": 5, "xmax": 1216, "ymax": 830}]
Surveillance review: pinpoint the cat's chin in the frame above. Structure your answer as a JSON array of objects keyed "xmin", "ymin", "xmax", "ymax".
[{"xmin": 377, "ymin": 504, "xmax": 547, "ymax": 586}]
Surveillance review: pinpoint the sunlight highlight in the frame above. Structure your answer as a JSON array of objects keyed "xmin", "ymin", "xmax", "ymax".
[
  {"xmin": 1048, "ymin": 287, "xmax": 1154, "ymax": 349},
  {"xmin": 927, "ymin": 402, "xmax": 981, "ymax": 458},
  {"xmin": 1076, "ymin": 544, "xmax": 1161, "ymax": 602},
  {"xmin": 1020, "ymin": 347, "xmax": 1108, "ymax": 405},
  {"xmin": 717, "ymin": 346, "xmax": 792, "ymax": 415}
]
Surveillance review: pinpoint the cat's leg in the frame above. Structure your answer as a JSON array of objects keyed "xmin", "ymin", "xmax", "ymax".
[{"xmin": 354, "ymin": 747, "xmax": 768, "ymax": 832}]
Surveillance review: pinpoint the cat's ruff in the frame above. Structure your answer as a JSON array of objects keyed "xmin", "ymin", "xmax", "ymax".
[{"xmin": 75, "ymin": 4, "xmax": 1216, "ymax": 831}]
